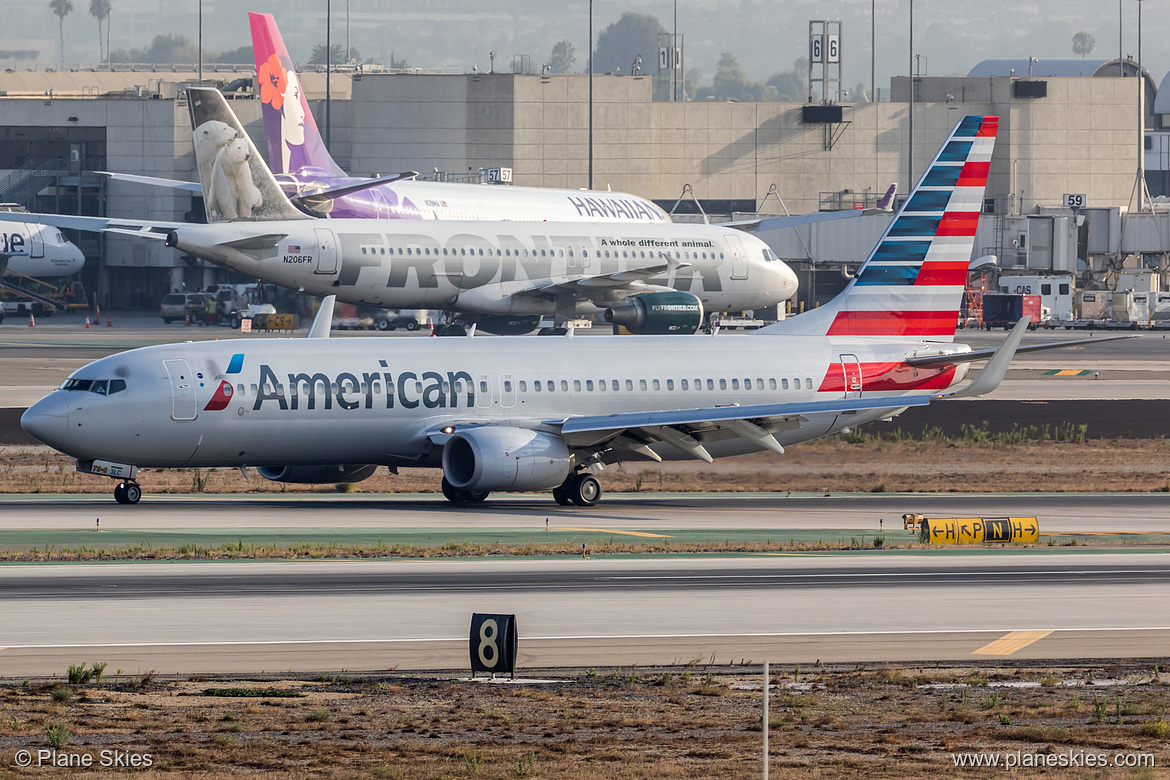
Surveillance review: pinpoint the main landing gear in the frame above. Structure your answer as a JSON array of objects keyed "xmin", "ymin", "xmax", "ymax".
[
  {"xmin": 441, "ymin": 476, "xmax": 490, "ymax": 503},
  {"xmin": 112, "ymin": 480, "xmax": 142, "ymax": 505},
  {"xmin": 553, "ymin": 472, "xmax": 601, "ymax": 507}
]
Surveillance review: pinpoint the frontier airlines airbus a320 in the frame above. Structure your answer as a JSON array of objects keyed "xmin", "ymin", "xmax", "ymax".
[{"xmin": 20, "ymin": 116, "xmax": 1121, "ymax": 505}]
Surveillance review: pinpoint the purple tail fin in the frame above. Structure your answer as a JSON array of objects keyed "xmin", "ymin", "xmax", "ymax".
[{"xmin": 250, "ymin": 12, "xmax": 344, "ymax": 177}]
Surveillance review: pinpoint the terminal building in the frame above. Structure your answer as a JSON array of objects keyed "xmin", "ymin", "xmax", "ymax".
[{"xmin": 0, "ymin": 58, "xmax": 1167, "ymax": 315}]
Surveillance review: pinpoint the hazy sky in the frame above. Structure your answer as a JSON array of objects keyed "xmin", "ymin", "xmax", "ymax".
[{"xmin": 16, "ymin": 1, "xmax": 1170, "ymax": 94}]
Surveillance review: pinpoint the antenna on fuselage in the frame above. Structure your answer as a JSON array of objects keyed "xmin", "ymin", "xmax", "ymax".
[{"xmin": 307, "ymin": 295, "xmax": 335, "ymax": 339}]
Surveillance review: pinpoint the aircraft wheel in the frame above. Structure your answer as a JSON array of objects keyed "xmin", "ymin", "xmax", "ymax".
[
  {"xmin": 552, "ymin": 484, "xmax": 574, "ymax": 506},
  {"xmin": 570, "ymin": 474, "xmax": 601, "ymax": 507},
  {"xmin": 113, "ymin": 483, "xmax": 128, "ymax": 504},
  {"xmin": 465, "ymin": 489, "xmax": 490, "ymax": 503},
  {"xmin": 124, "ymin": 483, "xmax": 142, "ymax": 504}
]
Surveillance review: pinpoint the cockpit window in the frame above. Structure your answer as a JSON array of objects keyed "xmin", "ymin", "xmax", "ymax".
[
  {"xmin": 60, "ymin": 378, "xmax": 126, "ymax": 395},
  {"xmin": 762, "ymin": 248, "xmax": 779, "ymax": 262}
]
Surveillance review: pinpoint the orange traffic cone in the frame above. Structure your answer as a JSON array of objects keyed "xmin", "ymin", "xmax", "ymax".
[
  {"xmin": 106, "ymin": 315, "xmax": 112, "ymax": 327},
  {"xmin": 28, "ymin": 313, "xmax": 35, "ymax": 327},
  {"xmin": 84, "ymin": 316, "xmax": 91, "ymax": 328},
  {"xmin": 184, "ymin": 308, "xmax": 191, "ymax": 326},
  {"xmin": 95, "ymin": 304, "xmax": 101, "ymax": 320}
]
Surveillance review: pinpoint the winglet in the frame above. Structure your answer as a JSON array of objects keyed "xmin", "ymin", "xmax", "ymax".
[
  {"xmin": 945, "ymin": 316, "xmax": 1029, "ymax": 398},
  {"xmin": 307, "ymin": 295, "xmax": 335, "ymax": 339}
]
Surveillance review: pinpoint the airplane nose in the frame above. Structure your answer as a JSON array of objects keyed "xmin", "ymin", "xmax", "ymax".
[
  {"xmin": 777, "ymin": 261, "xmax": 799, "ymax": 299},
  {"xmin": 21, "ymin": 393, "xmax": 69, "ymax": 449}
]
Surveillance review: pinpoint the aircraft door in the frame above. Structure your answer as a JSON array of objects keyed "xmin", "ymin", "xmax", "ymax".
[
  {"xmin": 163, "ymin": 359, "xmax": 198, "ymax": 421},
  {"xmin": 838, "ymin": 354, "xmax": 863, "ymax": 400},
  {"xmin": 29, "ymin": 226, "xmax": 44, "ymax": 258},
  {"xmin": 727, "ymin": 236, "xmax": 749, "ymax": 280},
  {"xmin": 314, "ymin": 228, "xmax": 338, "ymax": 274},
  {"xmin": 500, "ymin": 374, "xmax": 517, "ymax": 408},
  {"xmin": 474, "ymin": 374, "xmax": 492, "ymax": 408}
]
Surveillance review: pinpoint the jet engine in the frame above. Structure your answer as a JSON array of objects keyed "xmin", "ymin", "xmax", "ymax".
[
  {"xmin": 466, "ymin": 314, "xmax": 541, "ymax": 336},
  {"xmin": 256, "ymin": 464, "xmax": 379, "ymax": 484},
  {"xmin": 442, "ymin": 427, "xmax": 572, "ymax": 492},
  {"xmin": 603, "ymin": 292, "xmax": 704, "ymax": 334}
]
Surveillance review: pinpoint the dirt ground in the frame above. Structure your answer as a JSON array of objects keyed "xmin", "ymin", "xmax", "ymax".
[
  {"xmin": 1, "ymin": 663, "xmax": 1168, "ymax": 778},
  {"xmin": 2, "ymin": 437, "xmax": 1170, "ymax": 497}
]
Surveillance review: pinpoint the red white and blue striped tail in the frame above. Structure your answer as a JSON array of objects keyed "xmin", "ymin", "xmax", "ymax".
[{"xmin": 766, "ymin": 115, "xmax": 998, "ymax": 342}]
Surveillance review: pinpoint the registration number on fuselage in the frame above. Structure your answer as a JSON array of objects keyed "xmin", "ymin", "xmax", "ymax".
[{"xmin": 283, "ymin": 254, "xmax": 314, "ymax": 264}]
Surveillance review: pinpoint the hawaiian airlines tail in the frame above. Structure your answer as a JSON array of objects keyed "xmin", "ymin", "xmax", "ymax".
[
  {"xmin": 250, "ymin": 12, "xmax": 345, "ymax": 178},
  {"xmin": 763, "ymin": 115, "xmax": 997, "ymax": 342},
  {"xmin": 187, "ymin": 88, "xmax": 310, "ymax": 223}
]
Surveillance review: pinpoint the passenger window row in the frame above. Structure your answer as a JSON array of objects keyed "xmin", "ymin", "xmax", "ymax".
[{"xmin": 357, "ymin": 244, "xmax": 727, "ymax": 262}]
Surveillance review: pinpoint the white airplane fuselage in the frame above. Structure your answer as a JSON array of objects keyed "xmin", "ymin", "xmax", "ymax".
[
  {"xmin": 166, "ymin": 218, "xmax": 797, "ymax": 315},
  {"xmin": 21, "ymin": 332, "xmax": 971, "ymax": 469},
  {"xmin": 0, "ymin": 221, "xmax": 85, "ymax": 278}
]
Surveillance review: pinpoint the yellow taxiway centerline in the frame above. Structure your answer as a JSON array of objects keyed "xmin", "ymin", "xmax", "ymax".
[
  {"xmin": 551, "ymin": 527, "xmax": 672, "ymax": 538},
  {"xmin": 971, "ymin": 630, "xmax": 1053, "ymax": 656}
]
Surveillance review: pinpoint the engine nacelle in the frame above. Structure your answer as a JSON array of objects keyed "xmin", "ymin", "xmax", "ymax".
[
  {"xmin": 256, "ymin": 464, "xmax": 379, "ymax": 484},
  {"xmin": 442, "ymin": 427, "xmax": 571, "ymax": 491},
  {"xmin": 468, "ymin": 314, "xmax": 541, "ymax": 336},
  {"xmin": 603, "ymin": 292, "xmax": 704, "ymax": 334}
]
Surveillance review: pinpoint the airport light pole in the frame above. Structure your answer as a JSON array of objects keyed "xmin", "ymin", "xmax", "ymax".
[
  {"xmin": 326, "ymin": 0, "xmax": 332, "ymax": 151},
  {"xmin": 907, "ymin": 0, "xmax": 913, "ymax": 192},
  {"xmin": 588, "ymin": 0, "xmax": 594, "ymax": 190},
  {"xmin": 198, "ymin": 0, "xmax": 202, "ymax": 82}
]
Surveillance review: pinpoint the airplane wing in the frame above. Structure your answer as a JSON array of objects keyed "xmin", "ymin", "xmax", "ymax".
[
  {"xmin": 0, "ymin": 210, "xmax": 184, "ymax": 237},
  {"xmin": 511, "ymin": 257, "xmax": 689, "ymax": 299},
  {"xmin": 548, "ymin": 395, "xmax": 933, "ymax": 462}
]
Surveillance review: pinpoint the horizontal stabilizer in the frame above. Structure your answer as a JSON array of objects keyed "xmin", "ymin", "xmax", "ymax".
[{"xmin": 907, "ymin": 333, "xmax": 1138, "ymax": 367}]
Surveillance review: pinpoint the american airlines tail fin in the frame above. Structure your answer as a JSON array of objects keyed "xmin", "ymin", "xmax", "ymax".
[
  {"xmin": 186, "ymin": 87, "xmax": 309, "ymax": 223},
  {"xmin": 762, "ymin": 115, "xmax": 998, "ymax": 342},
  {"xmin": 249, "ymin": 12, "xmax": 345, "ymax": 178}
]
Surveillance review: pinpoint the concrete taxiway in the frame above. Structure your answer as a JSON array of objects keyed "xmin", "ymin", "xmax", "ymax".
[{"xmin": 1, "ymin": 554, "xmax": 1168, "ymax": 676}]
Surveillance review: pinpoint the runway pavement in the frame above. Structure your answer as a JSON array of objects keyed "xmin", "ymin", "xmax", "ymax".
[
  {"xmin": 1, "ymin": 554, "xmax": 1168, "ymax": 676},
  {"xmin": 1, "ymin": 492, "xmax": 1166, "ymax": 533}
]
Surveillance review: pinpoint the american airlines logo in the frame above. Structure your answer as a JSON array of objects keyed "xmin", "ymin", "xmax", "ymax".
[{"xmin": 250, "ymin": 364, "xmax": 476, "ymax": 412}]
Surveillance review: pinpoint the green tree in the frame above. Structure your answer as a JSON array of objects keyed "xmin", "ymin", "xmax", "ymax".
[
  {"xmin": 49, "ymin": 0, "xmax": 74, "ymax": 63},
  {"xmin": 215, "ymin": 45, "xmax": 253, "ymax": 65},
  {"xmin": 1072, "ymin": 31, "xmax": 1096, "ymax": 58},
  {"xmin": 591, "ymin": 12, "xmax": 664, "ymax": 75},
  {"xmin": 696, "ymin": 53, "xmax": 774, "ymax": 102},
  {"xmin": 109, "ymin": 33, "xmax": 196, "ymax": 64},
  {"xmin": 88, "ymin": 0, "xmax": 109, "ymax": 63},
  {"xmin": 549, "ymin": 40, "xmax": 575, "ymax": 74},
  {"xmin": 310, "ymin": 43, "xmax": 358, "ymax": 65}
]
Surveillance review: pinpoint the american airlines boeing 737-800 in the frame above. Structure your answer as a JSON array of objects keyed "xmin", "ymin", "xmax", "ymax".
[{"xmin": 20, "ymin": 115, "xmax": 1123, "ymax": 505}]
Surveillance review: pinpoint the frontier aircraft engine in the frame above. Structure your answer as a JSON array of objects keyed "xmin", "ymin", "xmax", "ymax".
[{"xmin": 603, "ymin": 292, "xmax": 705, "ymax": 334}]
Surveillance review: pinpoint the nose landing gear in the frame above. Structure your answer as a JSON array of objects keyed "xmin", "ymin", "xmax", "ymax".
[{"xmin": 113, "ymin": 481, "xmax": 142, "ymax": 505}]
